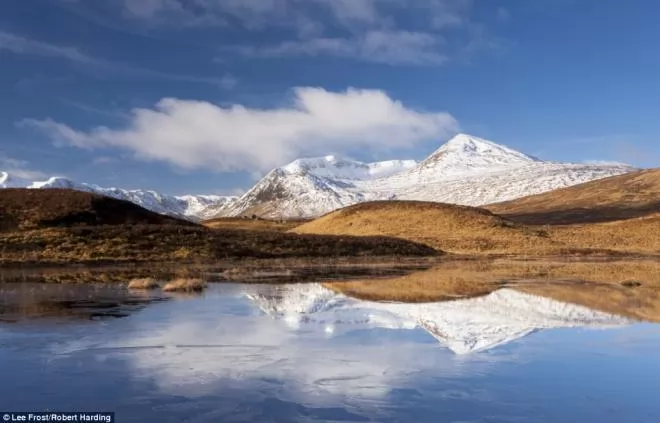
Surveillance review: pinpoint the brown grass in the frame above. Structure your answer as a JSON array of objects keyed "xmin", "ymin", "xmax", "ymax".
[
  {"xmin": 0, "ymin": 189, "xmax": 440, "ymax": 265},
  {"xmin": 487, "ymin": 168, "xmax": 660, "ymax": 225},
  {"xmin": 292, "ymin": 196, "xmax": 660, "ymax": 256},
  {"xmin": 549, "ymin": 213, "xmax": 660, "ymax": 255},
  {"xmin": 0, "ymin": 188, "xmax": 193, "ymax": 232},
  {"xmin": 163, "ymin": 278, "xmax": 207, "ymax": 292},
  {"xmin": 203, "ymin": 217, "xmax": 308, "ymax": 232},
  {"xmin": 292, "ymin": 200, "xmax": 557, "ymax": 255},
  {"xmin": 0, "ymin": 224, "xmax": 438, "ymax": 266},
  {"xmin": 127, "ymin": 278, "xmax": 160, "ymax": 290},
  {"xmin": 324, "ymin": 259, "xmax": 660, "ymax": 321}
]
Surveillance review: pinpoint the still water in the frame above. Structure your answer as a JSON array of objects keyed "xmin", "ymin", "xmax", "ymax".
[{"xmin": 1, "ymin": 282, "xmax": 659, "ymax": 422}]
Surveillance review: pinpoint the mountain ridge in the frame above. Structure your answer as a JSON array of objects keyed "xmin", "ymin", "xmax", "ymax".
[
  {"xmin": 1, "ymin": 133, "xmax": 637, "ymax": 220},
  {"xmin": 211, "ymin": 133, "xmax": 635, "ymax": 219}
]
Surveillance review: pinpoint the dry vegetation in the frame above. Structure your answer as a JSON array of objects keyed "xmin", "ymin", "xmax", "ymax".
[
  {"xmin": 292, "ymin": 170, "xmax": 660, "ymax": 257},
  {"xmin": 0, "ymin": 188, "xmax": 191, "ymax": 231},
  {"xmin": 162, "ymin": 278, "xmax": 207, "ymax": 292},
  {"xmin": 203, "ymin": 217, "xmax": 308, "ymax": 232},
  {"xmin": 292, "ymin": 201, "xmax": 558, "ymax": 255},
  {"xmin": 487, "ymin": 169, "xmax": 660, "ymax": 224},
  {"xmin": 127, "ymin": 278, "xmax": 160, "ymax": 290},
  {"xmin": 0, "ymin": 189, "xmax": 437, "ymax": 265},
  {"xmin": 324, "ymin": 259, "xmax": 660, "ymax": 322},
  {"xmin": 0, "ymin": 225, "xmax": 437, "ymax": 265}
]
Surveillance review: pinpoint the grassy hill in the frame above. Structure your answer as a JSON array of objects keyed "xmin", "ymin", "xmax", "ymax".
[
  {"xmin": 0, "ymin": 188, "xmax": 191, "ymax": 231},
  {"xmin": 0, "ymin": 189, "xmax": 437, "ymax": 265},
  {"xmin": 292, "ymin": 197, "xmax": 660, "ymax": 256},
  {"xmin": 292, "ymin": 201, "xmax": 555, "ymax": 255},
  {"xmin": 486, "ymin": 169, "xmax": 660, "ymax": 225}
]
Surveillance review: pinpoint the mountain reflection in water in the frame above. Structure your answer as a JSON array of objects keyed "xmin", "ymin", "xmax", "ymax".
[
  {"xmin": 0, "ymin": 282, "xmax": 658, "ymax": 423},
  {"xmin": 244, "ymin": 284, "xmax": 631, "ymax": 354}
]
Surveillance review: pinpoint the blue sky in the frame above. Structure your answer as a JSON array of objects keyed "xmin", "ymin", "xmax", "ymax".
[{"xmin": 0, "ymin": 0, "xmax": 658, "ymax": 195}]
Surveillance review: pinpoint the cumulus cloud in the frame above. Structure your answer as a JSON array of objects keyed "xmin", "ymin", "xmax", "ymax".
[{"xmin": 20, "ymin": 87, "xmax": 458, "ymax": 172}]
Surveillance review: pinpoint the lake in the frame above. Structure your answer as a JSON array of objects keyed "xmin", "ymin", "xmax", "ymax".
[{"xmin": 1, "ymin": 282, "xmax": 659, "ymax": 422}]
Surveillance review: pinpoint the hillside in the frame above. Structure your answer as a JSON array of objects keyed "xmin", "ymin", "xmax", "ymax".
[
  {"xmin": 0, "ymin": 188, "xmax": 192, "ymax": 231},
  {"xmin": 0, "ymin": 172, "xmax": 235, "ymax": 221},
  {"xmin": 212, "ymin": 134, "xmax": 634, "ymax": 219},
  {"xmin": 291, "ymin": 200, "xmax": 554, "ymax": 254},
  {"xmin": 291, "ymin": 199, "xmax": 660, "ymax": 256},
  {"xmin": 487, "ymin": 169, "xmax": 660, "ymax": 224},
  {"xmin": 0, "ymin": 189, "xmax": 436, "ymax": 264}
]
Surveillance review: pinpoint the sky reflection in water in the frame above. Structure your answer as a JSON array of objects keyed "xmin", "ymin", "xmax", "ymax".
[{"xmin": 1, "ymin": 283, "xmax": 659, "ymax": 423}]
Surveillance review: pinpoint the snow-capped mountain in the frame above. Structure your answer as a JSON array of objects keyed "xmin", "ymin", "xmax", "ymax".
[
  {"xmin": 0, "ymin": 172, "xmax": 236, "ymax": 221},
  {"xmin": 212, "ymin": 134, "xmax": 635, "ymax": 219},
  {"xmin": 415, "ymin": 134, "xmax": 540, "ymax": 175},
  {"xmin": 282, "ymin": 156, "xmax": 418, "ymax": 180},
  {"xmin": 243, "ymin": 284, "xmax": 631, "ymax": 354}
]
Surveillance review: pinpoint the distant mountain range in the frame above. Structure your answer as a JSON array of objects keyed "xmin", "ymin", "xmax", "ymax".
[
  {"xmin": 0, "ymin": 172, "xmax": 235, "ymax": 221},
  {"xmin": 210, "ymin": 134, "xmax": 635, "ymax": 218},
  {"xmin": 243, "ymin": 284, "xmax": 630, "ymax": 354},
  {"xmin": 0, "ymin": 133, "xmax": 636, "ymax": 220}
]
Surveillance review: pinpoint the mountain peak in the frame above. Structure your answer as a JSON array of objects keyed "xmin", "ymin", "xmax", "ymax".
[{"xmin": 416, "ymin": 133, "xmax": 540, "ymax": 175}]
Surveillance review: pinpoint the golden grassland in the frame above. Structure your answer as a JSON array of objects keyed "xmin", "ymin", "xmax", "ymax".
[
  {"xmin": 291, "ymin": 170, "xmax": 660, "ymax": 257},
  {"xmin": 324, "ymin": 259, "xmax": 660, "ymax": 322},
  {"xmin": 202, "ymin": 217, "xmax": 308, "ymax": 232},
  {"xmin": 0, "ymin": 225, "xmax": 437, "ymax": 265},
  {"xmin": 0, "ymin": 189, "xmax": 437, "ymax": 265},
  {"xmin": 162, "ymin": 278, "xmax": 207, "ymax": 292},
  {"xmin": 549, "ymin": 212, "xmax": 660, "ymax": 255},
  {"xmin": 292, "ymin": 201, "xmax": 559, "ymax": 255},
  {"xmin": 487, "ymin": 169, "xmax": 660, "ymax": 225}
]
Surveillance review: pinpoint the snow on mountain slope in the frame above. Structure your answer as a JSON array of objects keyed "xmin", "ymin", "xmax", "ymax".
[
  {"xmin": 211, "ymin": 133, "xmax": 635, "ymax": 219},
  {"xmin": 0, "ymin": 172, "xmax": 236, "ymax": 221},
  {"xmin": 415, "ymin": 133, "xmax": 540, "ymax": 176},
  {"xmin": 214, "ymin": 168, "xmax": 392, "ymax": 218},
  {"xmin": 282, "ymin": 156, "xmax": 418, "ymax": 180},
  {"xmin": 243, "ymin": 284, "xmax": 631, "ymax": 354}
]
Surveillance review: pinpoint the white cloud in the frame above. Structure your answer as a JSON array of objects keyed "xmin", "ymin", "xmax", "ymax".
[
  {"xmin": 0, "ymin": 153, "xmax": 46, "ymax": 180},
  {"xmin": 20, "ymin": 87, "xmax": 458, "ymax": 173},
  {"xmin": 241, "ymin": 30, "xmax": 448, "ymax": 65}
]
